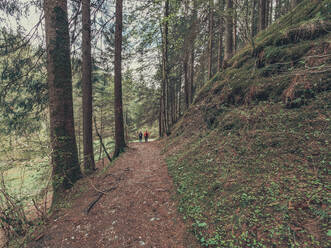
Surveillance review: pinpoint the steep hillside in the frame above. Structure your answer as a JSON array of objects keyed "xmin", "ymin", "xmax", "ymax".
[{"xmin": 164, "ymin": 1, "xmax": 330, "ymax": 247}]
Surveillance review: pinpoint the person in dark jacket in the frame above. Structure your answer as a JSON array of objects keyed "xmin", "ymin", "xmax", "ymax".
[{"xmin": 138, "ymin": 131, "xmax": 143, "ymax": 142}]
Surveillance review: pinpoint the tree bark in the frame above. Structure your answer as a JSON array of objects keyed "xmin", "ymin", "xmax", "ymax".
[
  {"xmin": 82, "ymin": 0, "xmax": 95, "ymax": 173},
  {"xmin": 183, "ymin": 54, "xmax": 189, "ymax": 109},
  {"xmin": 224, "ymin": 0, "xmax": 233, "ymax": 62},
  {"xmin": 44, "ymin": 0, "xmax": 82, "ymax": 201},
  {"xmin": 217, "ymin": 0, "xmax": 225, "ymax": 72},
  {"xmin": 208, "ymin": 0, "xmax": 214, "ymax": 79},
  {"xmin": 189, "ymin": 0, "xmax": 197, "ymax": 105},
  {"xmin": 160, "ymin": 0, "xmax": 169, "ymax": 137},
  {"xmin": 269, "ymin": 0, "xmax": 273, "ymax": 25},
  {"xmin": 233, "ymin": 5, "xmax": 237, "ymax": 53},
  {"xmin": 113, "ymin": 0, "xmax": 126, "ymax": 157},
  {"xmin": 265, "ymin": 0, "xmax": 269, "ymax": 28},
  {"xmin": 259, "ymin": 0, "xmax": 266, "ymax": 31},
  {"xmin": 251, "ymin": 0, "xmax": 257, "ymax": 37},
  {"xmin": 189, "ymin": 45, "xmax": 194, "ymax": 104}
]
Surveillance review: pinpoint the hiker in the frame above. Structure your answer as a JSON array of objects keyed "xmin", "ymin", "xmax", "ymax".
[
  {"xmin": 138, "ymin": 131, "xmax": 143, "ymax": 142},
  {"xmin": 144, "ymin": 130, "xmax": 149, "ymax": 142}
]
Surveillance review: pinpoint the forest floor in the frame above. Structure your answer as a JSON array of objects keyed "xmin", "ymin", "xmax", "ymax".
[{"xmin": 28, "ymin": 141, "xmax": 199, "ymax": 248}]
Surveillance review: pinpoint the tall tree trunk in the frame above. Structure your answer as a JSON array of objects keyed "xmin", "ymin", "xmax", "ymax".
[
  {"xmin": 233, "ymin": 6, "xmax": 237, "ymax": 53},
  {"xmin": 189, "ymin": 0, "xmax": 197, "ymax": 105},
  {"xmin": 259, "ymin": 0, "xmax": 266, "ymax": 31},
  {"xmin": 208, "ymin": 0, "xmax": 214, "ymax": 79},
  {"xmin": 265, "ymin": 0, "xmax": 269, "ymax": 28},
  {"xmin": 44, "ymin": 0, "xmax": 82, "ymax": 202},
  {"xmin": 160, "ymin": 0, "xmax": 169, "ymax": 137},
  {"xmin": 77, "ymin": 112, "xmax": 81, "ymax": 162},
  {"xmin": 183, "ymin": 54, "xmax": 189, "ymax": 109},
  {"xmin": 189, "ymin": 45, "xmax": 194, "ymax": 103},
  {"xmin": 217, "ymin": 0, "xmax": 225, "ymax": 72},
  {"xmin": 82, "ymin": 0, "xmax": 95, "ymax": 173},
  {"xmin": 269, "ymin": 0, "xmax": 273, "ymax": 25},
  {"xmin": 159, "ymin": 97, "xmax": 162, "ymax": 137},
  {"xmin": 251, "ymin": 0, "xmax": 257, "ymax": 37},
  {"xmin": 113, "ymin": 0, "xmax": 126, "ymax": 157},
  {"xmin": 224, "ymin": 0, "xmax": 233, "ymax": 62}
]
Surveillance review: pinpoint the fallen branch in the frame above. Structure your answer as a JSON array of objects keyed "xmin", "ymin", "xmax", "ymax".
[
  {"xmin": 85, "ymin": 187, "xmax": 117, "ymax": 215},
  {"xmin": 93, "ymin": 117, "xmax": 112, "ymax": 163}
]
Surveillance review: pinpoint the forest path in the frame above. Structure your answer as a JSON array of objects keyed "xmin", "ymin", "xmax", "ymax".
[{"xmin": 30, "ymin": 141, "xmax": 198, "ymax": 248}]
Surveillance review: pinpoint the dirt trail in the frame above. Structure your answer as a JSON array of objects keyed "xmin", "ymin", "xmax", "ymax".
[{"xmin": 30, "ymin": 141, "xmax": 198, "ymax": 248}]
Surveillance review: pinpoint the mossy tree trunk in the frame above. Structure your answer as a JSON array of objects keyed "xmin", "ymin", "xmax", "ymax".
[
  {"xmin": 44, "ymin": 0, "xmax": 82, "ymax": 203},
  {"xmin": 113, "ymin": 0, "xmax": 126, "ymax": 157},
  {"xmin": 82, "ymin": 0, "xmax": 95, "ymax": 173}
]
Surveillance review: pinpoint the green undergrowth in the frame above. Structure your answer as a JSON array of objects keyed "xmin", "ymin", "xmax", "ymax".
[
  {"xmin": 164, "ymin": 1, "xmax": 331, "ymax": 247},
  {"xmin": 167, "ymin": 94, "xmax": 330, "ymax": 247}
]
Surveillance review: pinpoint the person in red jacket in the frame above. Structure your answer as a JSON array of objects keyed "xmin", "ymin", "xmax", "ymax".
[{"xmin": 144, "ymin": 130, "xmax": 149, "ymax": 142}]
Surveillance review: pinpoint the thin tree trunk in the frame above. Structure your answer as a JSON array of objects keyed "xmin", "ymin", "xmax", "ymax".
[
  {"xmin": 217, "ymin": 0, "xmax": 225, "ymax": 72},
  {"xmin": 98, "ymin": 107, "xmax": 102, "ymax": 163},
  {"xmin": 224, "ymin": 0, "xmax": 233, "ymax": 62},
  {"xmin": 161, "ymin": 0, "xmax": 169, "ymax": 136},
  {"xmin": 77, "ymin": 112, "xmax": 81, "ymax": 162},
  {"xmin": 159, "ymin": 97, "xmax": 162, "ymax": 137},
  {"xmin": 259, "ymin": 0, "xmax": 266, "ymax": 31},
  {"xmin": 44, "ymin": 0, "xmax": 81, "ymax": 203},
  {"xmin": 265, "ymin": 0, "xmax": 270, "ymax": 28},
  {"xmin": 233, "ymin": 6, "xmax": 237, "ymax": 53},
  {"xmin": 189, "ymin": 46, "xmax": 194, "ymax": 103},
  {"xmin": 178, "ymin": 78, "xmax": 182, "ymax": 117},
  {"xmin": 208, "ymin": 0, "xmax": 214, "ymax": 79},
  {"xmin": 251, "ymin": 0, "xmax": 257, "ymax": 37},
  {"xmin": 113, "ymin": 0, "xmax": 126, "ymax": 157},
  {"xmin": 82, "ymin": 0, "xmax": 95, "ymax": 173},
  {"xmin": 183, "ymin": 54, "xmax": 189, "ymax": 109},
  {"xmin": 269, "ymin": 0, "xmax": 273, "ymax": 25}
]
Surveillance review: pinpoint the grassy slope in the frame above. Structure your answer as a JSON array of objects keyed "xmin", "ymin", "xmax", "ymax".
[{"xmin": 164, "ymin": 1, "xmax": 331, "ymax": 247}]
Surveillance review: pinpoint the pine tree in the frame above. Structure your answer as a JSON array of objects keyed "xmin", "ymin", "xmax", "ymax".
[
  {"xmin": 82, "ymin": 0, "xmax": 95, "ymax": 173},
  {"xmin": 44, "ymin": 0, "xmax": 82, "ymax": 201},
  {"xmin": 259, "ymin": 0, "xmax": 266, "ymax": 31},
  {"xmin": 224, "ymin": 0, "xmax": 234, "ymax": 62},
  {"xmin": 113, "ymin": 0, "xmax": 126, "ymax": 157}
]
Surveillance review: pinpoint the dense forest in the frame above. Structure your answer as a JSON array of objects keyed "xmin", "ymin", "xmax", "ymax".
[{"xmin": 0, "ymin": 0, "xmax": 330, "ymax": 247}]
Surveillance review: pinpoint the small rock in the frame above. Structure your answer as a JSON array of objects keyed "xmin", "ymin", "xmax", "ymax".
[{"xmin": 139, "ymin": 240, "xmax": 145, "ymax": 246}]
